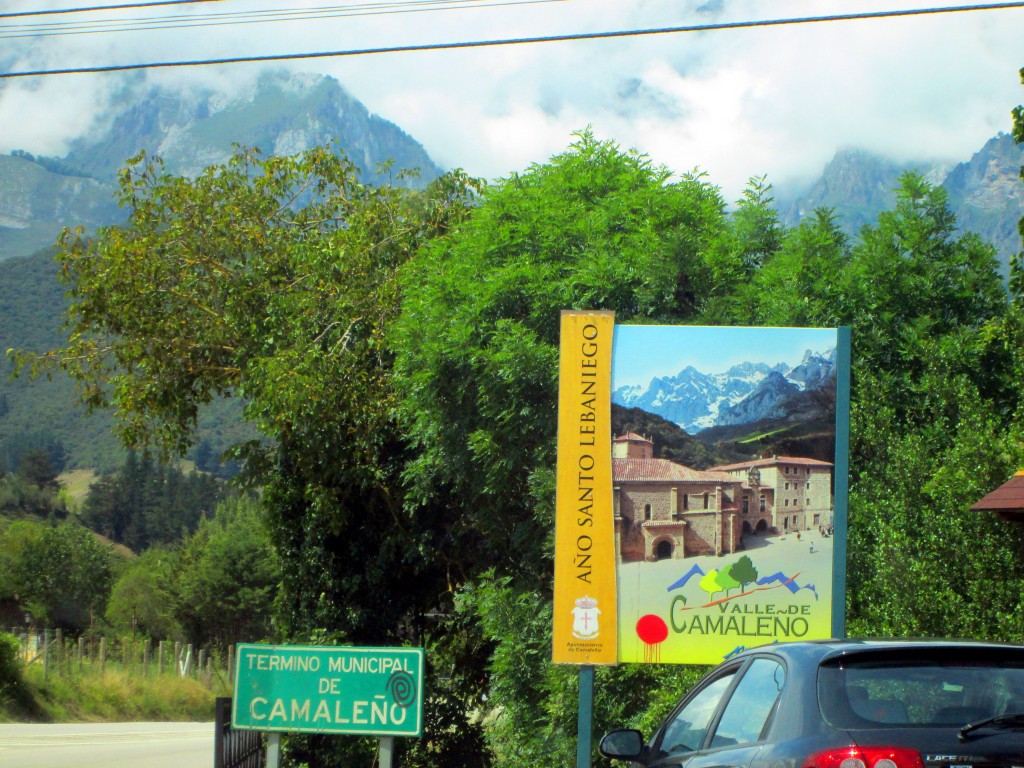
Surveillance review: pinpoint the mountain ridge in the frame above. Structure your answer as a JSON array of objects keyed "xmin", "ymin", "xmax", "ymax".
[
  {"xmin": 0, "ymin": 70, "xmax": 444, "ymax": 262},
  {"xmin": 778, "ymin": 133, "xmax": 1024, "ymax": 274},
  {"xmin": 612, "ymin": 348, "xmax": 837, "ymax": 435}
]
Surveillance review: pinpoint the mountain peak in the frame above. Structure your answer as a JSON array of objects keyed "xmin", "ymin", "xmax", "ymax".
[
  {"xmin": 61, "ymin": 70, "xmax": 442, "ymax": 186},
  {"xmin": 778, "ymin": 136, "xmax": 1024, "ymax": 277},
  {"xmin": 613, "ymin": 352, "xmax": 836, "ymax": 434}
]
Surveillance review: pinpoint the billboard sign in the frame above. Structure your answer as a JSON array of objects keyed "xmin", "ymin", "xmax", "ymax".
[{"xmin": 610, "ymin": 325, "xmax": 849, "ymax": 665}]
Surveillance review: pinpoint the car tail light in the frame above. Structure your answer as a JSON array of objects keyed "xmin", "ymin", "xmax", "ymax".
[{"xmin": 803, "ymin": 747, "xmax": 925, "ymax": 768}]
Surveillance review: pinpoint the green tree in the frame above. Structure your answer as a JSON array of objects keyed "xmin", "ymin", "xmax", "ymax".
[
  {"xmin": 391, "ymin": 131, "xmax": 728, "ymax": 764},
  {"xmin": 701, "ymin": 176, "xmax": 783, "ymax": 323},
  {"xmin": 0, "ymin": 473, "xmax": 65, "ymax": 519},
  {"xmin": 698, "ymin": 570, "xmax": 722, "ymax": 602},
  {"xmin": 817, "ymin": 172, "xmax": 1024, "ymax": 639},
  {"xmin": 16, "ymin": 522, "xmax": 115, "ymax": 632},
  {"xmin": 739, "ymin": 207, "xmax": 850, "ymax": 328},
  {"xmin": 15, "ymin": 450, "xmax": 61, "ymax": 490},
  {"xmin": 393, "ymin": 130, "xmax": 725, "ymax": 590},
  {"xmin": 16, "ymin": 142, "xmax": 482, "ymax": 767},
  {"xmin": 714, "ymin": 567, "xmax": 741, "ymax": 598},
  {"xmin": 175, "ymin": 496, "xmax": 278, "ymax": 648},
  {"xmin": 1012, "ymin": 65, "xmax": 1024, "ymax": 302},
  {"xmin": 105, "ymin": 547, "xmax": 181, "ymax": 639},
  {"xmin": 0, "ymin": 519, "xmax": 45, "ymax": 605},
  {"xmin": 728, "ymin": 555, "xmax": 758, "ymax": 592},
  {"xmin": 81, "ymin": 451, "xmax": 224, "ymax": 551}
]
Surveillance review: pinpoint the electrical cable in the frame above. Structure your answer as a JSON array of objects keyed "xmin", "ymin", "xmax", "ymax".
[
  {"xmin": 0, "ymin": 0, "xmax": 222, "ymax": 21},
  {"xmin": 0, "ymin": 0, "xmax": 565, "ymax": 39},
  {"xmin": 2, "ymin": 1, "xmax": 1023, "ymax": 79}
]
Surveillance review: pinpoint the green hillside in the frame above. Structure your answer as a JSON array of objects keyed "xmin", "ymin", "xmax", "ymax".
[
  {"xmin": 0, "ymin": 154, "xmax": 121, "ymax": 263},
  {"xmin": 0, "ymin": 249, "xmax": 250, "ymax": 473}
]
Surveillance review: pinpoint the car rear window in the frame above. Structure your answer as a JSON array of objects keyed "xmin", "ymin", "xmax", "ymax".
[{"xmin": 817, "ymin": 648, "xmax": 1024, "ymax": 728}]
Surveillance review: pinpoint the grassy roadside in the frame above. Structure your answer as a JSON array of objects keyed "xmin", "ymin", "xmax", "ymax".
[{"xmin": 0, "ymin": 664, "xmax": 227, "ymax": 723}]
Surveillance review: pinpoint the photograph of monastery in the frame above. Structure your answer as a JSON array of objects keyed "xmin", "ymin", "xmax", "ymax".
[{"xmin": 613, "ymin": 432, "xmax": 833, "ymax": 562}]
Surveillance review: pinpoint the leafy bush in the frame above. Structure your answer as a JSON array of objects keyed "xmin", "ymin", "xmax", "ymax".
[
  {"xmin": 0, "ymin": 631, "xmax": 36, "ymax": 716},
  {"xmin": 0, "ymin": 632, "xmax": 21, "ymax": 694}
]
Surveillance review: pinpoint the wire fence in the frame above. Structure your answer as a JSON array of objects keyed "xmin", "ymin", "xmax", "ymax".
[{"xmin": 2, "ymin": 627, "xmax": 235, "ymax": 687}]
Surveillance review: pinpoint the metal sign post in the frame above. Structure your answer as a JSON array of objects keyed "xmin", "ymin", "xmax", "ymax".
[
  {"xmin": 378, "ymin": 735, "xmax": 395, "ymax": 768},
  {"xmin": 266, "ymin": 732, "xmax": 281, "ymax": 768},
  {"xmin": 576, "ymin": 665, "xmax": 595, "ymax": 768}
]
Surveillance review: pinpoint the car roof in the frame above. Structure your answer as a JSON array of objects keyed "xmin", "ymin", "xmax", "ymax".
[{"xmin": 732, "ymin": 638, "xmax": 1024, "ymax": 665}]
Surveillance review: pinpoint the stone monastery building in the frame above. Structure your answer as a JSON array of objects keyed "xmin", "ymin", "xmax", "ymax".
[{"xmin": 612, "ymin": 433, "xmax": 833, "ymax": 563}]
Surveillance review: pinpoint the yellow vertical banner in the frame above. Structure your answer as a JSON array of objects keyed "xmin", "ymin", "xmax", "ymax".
[{"xmin": 552, "ymin": 310, "xmax": 617, "ymax": 665}]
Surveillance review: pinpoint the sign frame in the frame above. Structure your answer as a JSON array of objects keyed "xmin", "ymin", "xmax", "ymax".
[
  {"xmin": 608, "ymin": 324, "xmax": 850, "ymax": 665},
  {"xmin": 231, "ymin": 644, "xmax": 425, "ymax": 737}
]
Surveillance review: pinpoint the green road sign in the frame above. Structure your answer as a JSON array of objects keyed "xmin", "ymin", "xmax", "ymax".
[{"xmin": 231, "ymin": 644, "xmax": 424, "ymax": 736}]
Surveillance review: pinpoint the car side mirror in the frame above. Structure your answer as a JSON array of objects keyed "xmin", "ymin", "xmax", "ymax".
[{"xmin": 599, "ymin": 729, "xmax": 646, "ymax": 761}]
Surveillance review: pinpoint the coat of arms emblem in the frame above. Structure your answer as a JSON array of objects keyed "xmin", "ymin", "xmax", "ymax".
[{"xmin": 571, "ymin": 596, "xmax": 600, "ymax": 639}]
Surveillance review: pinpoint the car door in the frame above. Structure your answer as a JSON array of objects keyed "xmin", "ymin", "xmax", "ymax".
[
  {"xmin": 691, "ymin": 657, "xmax": 786, "ymax": 768},
  {"xmin": 645, "ymin": 665, "xmax": 741, "ymax": 767},
  {"xmin": 646, "ymin": 656, "xmax": 787, "ymax": 768}
]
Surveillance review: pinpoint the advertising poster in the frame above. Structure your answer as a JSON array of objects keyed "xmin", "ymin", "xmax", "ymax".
[
  {"xmin": 610, "ymin": 325, "xmax": 849, "ymax": 665},
  {"xmin": 552, "ymin": 311, "xmax": 618, "ymax": 665}
]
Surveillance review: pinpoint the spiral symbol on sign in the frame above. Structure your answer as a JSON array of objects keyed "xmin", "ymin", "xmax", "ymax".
[{"xmin": 388, "ymin": 670, "xmax": 416, "ymax": 709}]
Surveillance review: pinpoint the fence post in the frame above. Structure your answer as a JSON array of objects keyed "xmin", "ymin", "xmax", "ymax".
[
  {"xmin": 158, "ymin": 640, "xmax": 165, "ymax": 675},
  {"xmin": 78, "ymin": 636, "xmax": 85, "ymax": 675},
  {"xmin": 143, "ymin": 639, "xmax": 151, "ymax": 677},
  {"xmin": 214, "ymin": 697, "xmax": 228, "ymax": 768},
  {"xmin": 54, "ymin": 629, "xmax": 62, "ymax": 674},
  {"xmin": 43, "ymin": 629, "xmax": 50, "ymax": 680},
  {"xmin": 99, "ymin": 637, "xmax": 107, "ymax": 676},
  {"xmin": 227, "ymin": 645, "xmax": 234, "ymax": 686}
]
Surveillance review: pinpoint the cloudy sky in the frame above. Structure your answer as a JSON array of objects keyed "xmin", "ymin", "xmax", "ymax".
[{"xmin": 1, "ymin": 0, "xmax": 1022, "ymax": 199}]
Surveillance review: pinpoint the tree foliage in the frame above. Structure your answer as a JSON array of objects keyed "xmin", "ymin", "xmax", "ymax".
[
  {"xmin": 16, "ymin": 521, "xmax": 115, "ymax": 632},
  {"xmin": 82, "ymin": 450, "xmax": 224, "ymax": 551},
  {"xmin": 175, "ymin": 495, "xmax": 278, "ymax": 648},
  {"xmin": 393, "ymin": 130, "xmax": 726, "ymax": 593},
  {"xmin": 0, "ymin": 519, "xmax": 45, "ymax": 604},
  {"xmin": 105, "ymin": 547, "xmax": 181, "ymax": 640}
]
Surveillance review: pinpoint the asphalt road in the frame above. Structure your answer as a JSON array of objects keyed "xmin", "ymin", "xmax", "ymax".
[{"xmin": 0, "ymin": 721, "xmax": 214, "ymax": 768}]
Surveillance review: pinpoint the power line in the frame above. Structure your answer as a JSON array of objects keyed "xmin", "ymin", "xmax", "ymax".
[
  {"xmin": 0, "ymin": 0, "xmax": 222, "ymax": 21},
  {"xmin": 3, "ymin": 1, "xmax": 1023, "ymax": 79},
  {"xmin": 0, "ymin": 0, "xmax": 565, "ymax": 39}
]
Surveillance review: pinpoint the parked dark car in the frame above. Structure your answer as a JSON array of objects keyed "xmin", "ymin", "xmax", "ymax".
[{"xmin": 600, "ymin": 639, "xmax": 1024, "ymax": 768}]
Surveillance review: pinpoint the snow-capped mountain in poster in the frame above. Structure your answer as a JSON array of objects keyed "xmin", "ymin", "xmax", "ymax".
[{"xmin": 612, "ymin": 348, "xmax": 837, "ymax": 435}]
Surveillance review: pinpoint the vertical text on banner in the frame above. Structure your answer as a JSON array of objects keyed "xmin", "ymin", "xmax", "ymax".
[{"xmin": 552, "ymin": 310, "xmax": 617, "ymax": 665}]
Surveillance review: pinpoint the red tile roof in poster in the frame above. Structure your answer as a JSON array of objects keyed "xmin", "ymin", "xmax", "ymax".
[
  {"xmin": 613, "ymin": 458, "xmax": 737, "ymax": 484},
  {"xmin": 970, "ymin": 470, "xmax": 1024, "ymax": 513},
  {"xmin": 613, "ymin": 433, "xmax": 652, "ymax": 443},
  {"xmin": 708, "ymin": 456, "xmax": 834, "ymax": 472}
]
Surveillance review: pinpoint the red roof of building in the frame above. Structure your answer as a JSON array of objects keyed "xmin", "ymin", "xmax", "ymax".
[
  {"xmin": 613, "ymin": 458, "xmax": 737, "ymax": 484},
  {"xmin": 708, "ymin": 456, "xmax": 833, "ymax": 472},
  {"xmin": 970, "ymin": 471, "xmax": 1024, "ymax": 515},
  {"xmin": 613, "ymin": 432, "xmax": 652, "ymax": 443}
]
